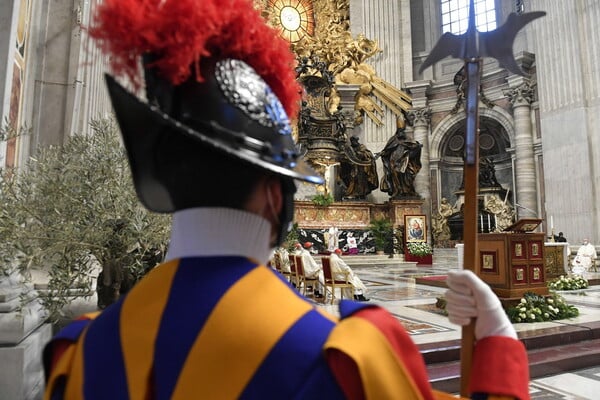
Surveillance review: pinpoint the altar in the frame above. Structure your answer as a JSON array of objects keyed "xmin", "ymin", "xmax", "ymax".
[
  {"xmin": 475, "ymin": 219, "xmax": 549, "ymax": 299},
  {"xmin": 293, "ymin": 199, "xmax": 425, "ymax": 253}
]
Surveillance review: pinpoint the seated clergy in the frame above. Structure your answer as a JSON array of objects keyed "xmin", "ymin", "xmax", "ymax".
[
  {"xmin": 572, "ymin": 238, "xmax": 597, "ymax": 276},
  {"xmin": 294, "ymin": 242, "xmax": 324, "ymax": 296},
  {"xmin": 346, "ymin": 232, "xmax": 359, "ymax": 254},
  {"xmin": 330, "ymin": 248, "xmax": 369, "ymax": 301}
]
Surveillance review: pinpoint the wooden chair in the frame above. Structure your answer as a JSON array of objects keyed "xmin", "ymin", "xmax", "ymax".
[
  {"xmin": 273, "ymin": 253, "xmax": 292, "ymax": 282},
  {"xmin": 294, "ymin": 254, "xmax": 319, "ymax": 297},
  {"xmin": 288, "ymin": 254, "xmax": 299, "ymax": 288},
  {"xmin": 321, "ymin": 256, "xmax": 354, "ymax": 304}
]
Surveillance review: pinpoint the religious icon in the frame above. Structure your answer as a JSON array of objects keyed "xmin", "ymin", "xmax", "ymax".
[
  {"xmin": 532, "ymin": 243, "xmax": 539, "ymax": 256},
  {"xmin": 516, "ymin": 268, "xmax": 524, "ymax": 282},
  {"xmin": 514, "ymin": 243, "xmax": 522, "ymax": 257},
  {"xmin": 533, "ymin": 267, "xmax": 540, "ymax": 280},
  {"xmin": 482, "ymin": 254, "xmax": 494, "ymax": 270},
  {"xmin": 405, "ymin": 215, "xmax": 426, "ymax": 242}
]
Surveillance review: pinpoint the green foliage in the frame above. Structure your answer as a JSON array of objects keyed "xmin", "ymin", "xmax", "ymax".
[
  {"xmin": 368, "ymin": 217, "xmax": 393, "ymax": 251},
  {"xmin": 406, "ymin": 242, "xmax": 433, "ymax": 256},
  {"xmin": 0, "ymin": 117, "xmax": 30, "ymax": 141},
  {"xmin": 548, "ymin": 275, "xmax": 589, "ymax": 291},
  {"xmin": 311, "ymin": 193, "xmax": 334, "ymax": 206},
  {"xmin": 0, "ymin": 118, "xmax": 170, "ymax": 320},
  {"xmin": 284, "ymin": 222, "xmax": 300, "ymax": 252},
  {"xmin": 506, "ymin": 292, "xmax": 579, "ymax": 323}
]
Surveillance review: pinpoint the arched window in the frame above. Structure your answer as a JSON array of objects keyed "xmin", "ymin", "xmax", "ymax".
[{"xmin": 441, "ymin": 0, "xmax": 496, "ymax": 34}]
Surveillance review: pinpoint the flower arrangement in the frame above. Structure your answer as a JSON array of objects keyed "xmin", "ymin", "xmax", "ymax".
[
  {"xmin": 406, "ymin": 242, "xmax": 433, "ymax": 257},
  {"xmin": 548, "ymin": 275, "xmax": 588, "ymax": 291},
  {"xmin": 506, "ymin": 292, "xmax": 579, "ymax": 323}
]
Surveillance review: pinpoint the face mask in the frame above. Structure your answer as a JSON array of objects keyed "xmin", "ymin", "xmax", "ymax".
[{"xmin": 267, "ymin": 178, "xmax": 296, "ymax": 247}]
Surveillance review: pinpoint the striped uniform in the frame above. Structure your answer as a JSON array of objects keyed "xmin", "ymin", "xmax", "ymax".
[{"xmin": 44, "ymin": 257, "xmax": 529, "ymax": 399}]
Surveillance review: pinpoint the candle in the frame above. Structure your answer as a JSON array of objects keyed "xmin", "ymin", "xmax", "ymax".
[
  {"xmin": 494, "ymin": 215, "xmax": 497, "ymax": 230},
  {"xmin": 480, "ymin": 215, "xmax": 484, "ymax": 231},
  {"xmin": 550, "ymin": 215, "xmax": 554, "ymax": 230},
  {"xmin": 503, "ymin": 189, "xmax": 509, "ymax": 205},
  {"xmin": 487, "ymin": 214, "xmax": 491, "ymax": 230}
]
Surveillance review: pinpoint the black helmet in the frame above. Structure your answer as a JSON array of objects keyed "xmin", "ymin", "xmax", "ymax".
[
  {"xmin": 91, "ymin": 0, "xmax": 324, "ymax": 213},
  {"xmin": 105, "ymin": 58, "xmax": 323, "ymax": 212}
]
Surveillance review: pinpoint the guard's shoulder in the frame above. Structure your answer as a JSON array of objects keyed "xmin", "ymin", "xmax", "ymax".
[{"xmin": 43, "ymin": 313, "xmax": 99, "ymax": 381}]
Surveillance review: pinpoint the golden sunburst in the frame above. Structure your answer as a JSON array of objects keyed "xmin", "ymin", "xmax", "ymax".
[{"xmin": 268, "ymin": 0, "xmax": 315, "ymax": 43}]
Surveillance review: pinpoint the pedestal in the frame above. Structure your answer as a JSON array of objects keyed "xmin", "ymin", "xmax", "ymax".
[
  {"xmin": 456, "ymin": 243, "xmax": 464, "ymax": 269},
  {"xmin": 0, "ymin": 273, "xmax": 50, "ymax": 399},
  {"xmin": 404, "ymin": 252, "xmax": 433, "ymax": 265},
  {"xmin": 477, "ymin": 232, "xmax": 549, "ymax": 299},
  {"xmin": 0, "ymin": 324, "xmax": 52, "ymax": 400}
]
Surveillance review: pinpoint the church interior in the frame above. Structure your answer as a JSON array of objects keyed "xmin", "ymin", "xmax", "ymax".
[{"xmin": 1, "ymin": 0, "xmax": 600, "ymax": 398}]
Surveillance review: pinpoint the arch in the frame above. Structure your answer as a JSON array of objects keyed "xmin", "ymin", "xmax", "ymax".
[
  {"xmin": 429, "ymin": 106, "xmax": 515, "ymax": 207},
  {"xmin": 430, "ymin": 106, "xmax": 515, "ymax": 160}
]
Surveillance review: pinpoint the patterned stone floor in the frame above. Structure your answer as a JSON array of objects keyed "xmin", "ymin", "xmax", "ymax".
[{"xmin": 309, "ymin": 259, "xmax": 600, "ymax": 399}]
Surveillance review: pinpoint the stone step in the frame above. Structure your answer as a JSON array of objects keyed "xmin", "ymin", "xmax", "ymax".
[
  {"xmin": 421, "ymin": 322, "xmax": 600, "ymax": 393},
  {"xmin": 311, "ymin": 247, "xmax": 460, "ymax": 267}
]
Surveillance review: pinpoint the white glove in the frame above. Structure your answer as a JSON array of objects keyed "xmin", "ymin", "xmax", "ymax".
[{"xmin": 445, "ymin": 270, "xmax": 517, "ymax": 340}]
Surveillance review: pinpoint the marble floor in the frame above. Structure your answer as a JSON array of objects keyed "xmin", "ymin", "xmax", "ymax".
[{"xmin": 307, "ymin": 256, "xmax": 600, "ymax": 400}]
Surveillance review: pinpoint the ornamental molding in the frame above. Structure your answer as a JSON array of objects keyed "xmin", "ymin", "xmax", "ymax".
[
  {"xmin": 407, "ymin": 108, "xmax": 432, "ymax": 127},
  {"xmin": 505, "ymin": 81, "xmax": 537, "ymax": 107}
]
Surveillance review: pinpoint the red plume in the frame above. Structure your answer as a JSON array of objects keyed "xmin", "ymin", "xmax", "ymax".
[{"xmin": 89, "ymin": 0, "xmax": 301, "ymax": 117}]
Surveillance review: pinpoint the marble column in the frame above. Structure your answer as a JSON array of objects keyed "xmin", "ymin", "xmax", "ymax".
[
  {"xmin": 409, "ymin": 107, "xmax": 432, "ymax": 198},
  {"xmin": 0, "ymin": 0, "xmax": 19, "ymax": 167},
  {"xmin": 506, "ymin": 80, "xmax": 538, "ymax": 218},
  {"xmin": 408, "ymin": 107, "xmax": 432, "ymax": 240}
]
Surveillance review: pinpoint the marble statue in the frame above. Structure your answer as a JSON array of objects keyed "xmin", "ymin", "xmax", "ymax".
[
  {"xmin": 339, "ymin": 136, "xmax": 378, "ymax": 199},
  {"xmin": 377, "ymin": 117, "xmax": 422, "ymax": 198}
]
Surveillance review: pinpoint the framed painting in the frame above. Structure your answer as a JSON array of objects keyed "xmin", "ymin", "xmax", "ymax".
[
  {"xmin": 405, "ymin": 215, "xmax": 426, "ymax": 242},
  {"xmin": 479, "ymin": 250, "xmax": 498, "ymax": 273}
]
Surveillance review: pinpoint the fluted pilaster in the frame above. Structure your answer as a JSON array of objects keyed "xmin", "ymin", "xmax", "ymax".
[{"xmin": 349, "ymin": 0, "xmax": 411, "ymax": 143}]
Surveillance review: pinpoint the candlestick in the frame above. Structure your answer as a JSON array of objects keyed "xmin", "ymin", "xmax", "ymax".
[
  {"xmin": 503, "ymin": 189, "xmax": 509, "ymax": 205},
  {"xmin": 480, "ymin": 214, "xmax": 483, "ymax": 231},
  {"xmin": 494, "ymin": 215, "xmax": 497, "ymax": 231},
  {"xmin": 487, "ymin": 215, "xmax": 491, "ymax": 231},
  {"xmin": 550, "ymin": 215, "xmax": 554, "ymax": 230}
]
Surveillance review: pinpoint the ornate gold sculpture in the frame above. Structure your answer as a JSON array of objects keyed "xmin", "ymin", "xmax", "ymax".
[{"xmin": 258, "ymin": 0, "xmax": 411, "ymax": 127}]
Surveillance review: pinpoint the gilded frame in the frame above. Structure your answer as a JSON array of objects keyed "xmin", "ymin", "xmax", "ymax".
[{"xmin": 405, "ymin": 215, "xmax": 426, "ymax": 242}]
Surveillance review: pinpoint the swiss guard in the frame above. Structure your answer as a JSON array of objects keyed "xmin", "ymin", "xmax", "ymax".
[{"xmin": 43, "ymin": 0, "xmax": 529, "ymax": 399}]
